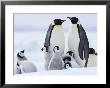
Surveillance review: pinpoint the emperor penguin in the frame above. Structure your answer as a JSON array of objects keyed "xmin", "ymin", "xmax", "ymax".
[
  {"xmin": 43, "ymin": 19, "xmax": 66, "ymax": 56},
  {"xmin": 87, "ymin": 48, "xmax": 97, "ymax": 67},
  {"xmin": 48, "ymin": 46, "xmax": 64, "ymax": 70},
  {"xmin": 41, "ymin": 47, "xmax": 52, "ymax": 70},
  {"xmin": 63, "ymin": 51, "xmax": 80, "ymax": 68},
  {"xmin": 17, "ymin": 50, "xmax": 27, "ymax": 66},
  {"xmin": 16, "ymin": 50, "xmax": 37, "ymax": 74},
  {"xmin": 67, "ymin": 17, "xmax": 89, "ymax": 67},
  {"xmin": 64, "ymin": 62, "xmax": 72, "ymax": 69}
]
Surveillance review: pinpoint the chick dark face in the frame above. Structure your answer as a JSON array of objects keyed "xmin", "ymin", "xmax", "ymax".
[
  {"xmin": 63, "ymin": 56, "xmax": 71, "ymax": 63},
  {"xmin": 54, "ymin": 19, "xmax": 65, "ymax": 25},
  {"xmin": 67, "ymin": 17, "xmax": 78, "ymax": 24}
]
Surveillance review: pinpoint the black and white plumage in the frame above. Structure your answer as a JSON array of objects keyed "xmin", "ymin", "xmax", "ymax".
[
  {"xmin": 64, "ymin": 62, "xmax": 72, "ymax": 69},
  {"xmin": 67, "ymin": 17, "xmax": 89, "ymax": 67},
  {"xmin": 48, "ymin": 46, "xmax": 64, "ymax": 70},
  {"xmin": 89, "ymin": 48, "xmax": 97, "ymax": 55},
  {"xmin": 16, "ymin": 50, "xmax": 37, "ymax": 74},
  {"xmin": 62, "ymin": 51, "xmax": 80, "ymax": 68},
  {"xmin": 17, "ymin": 50, "xmax": 27, "ymax": 66},
  {"xmin": 43, "ymin": 19, "xmax": 66, "ymax": 56},
  {"xmin": 87, "ymin": 48, "xmax": 97, "ymax": 67},
  {"xmin": 41, "ymin": 47, "xmax": 53, "ymax": 70}
]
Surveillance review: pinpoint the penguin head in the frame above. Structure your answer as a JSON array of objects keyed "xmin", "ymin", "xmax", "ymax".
[
  {"xmin": 62, "ymin": 55, "xmax": 71, "ymax": 63},
  {"xmin": 66, "ymin": 51, "xmax": 74, "ymax": 57},
  {"xmin": 52, "ymin": 19, "xmax": 66, "ymax": 25},
  {"xmin": 53, "ymin": 46, "xmax": 60, "ymax": 53},
  {"xmin": 64, "ymin": 62, "xmax": 72, "ymax": 69},
  {"xmin": 17, "ymin": 50, "xmax": 25, "ymax": 58},
  {"xmin": 89, "ymin": 48, "xmax": 97, "ymax": 55},
  {"xmin": 67, "ymin": 17, "xmax": 79, "ymax": 24}
]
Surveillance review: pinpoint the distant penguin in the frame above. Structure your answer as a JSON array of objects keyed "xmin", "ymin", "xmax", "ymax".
[
  {"xmin": 89, "ymin": 48, "xmax": 97, "ymax": 55},
  {"xmin": 67, "ymin": 17, "xmax": 89, "ymax": 67},
  {"xmin": 16, "ymin": 50, "xmax": 37, "ymax": 74},
  {"xmin": 48, "ymin": 46, "xmax": 64, "ymax": 70},
  {"xmin": 64, "ymin": 62, "xmax": 72, "ymax": 69},
  {"xmin": 43, "ymin": 19, "xmax": 65, "ymax": 56},
  {"xmin": 41, "ymin": 47, "xmax": 53, "ymax": 70},
  {"xmin": 17, "ymin": 50, "xmax": 27, "ymax": 66},
  {"xmin": 87, "ymin": 48, "xmax": 97, "ymax": 67}
]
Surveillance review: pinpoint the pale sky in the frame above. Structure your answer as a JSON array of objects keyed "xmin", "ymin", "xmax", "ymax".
[{"xmin": 14, "ymin": 13, "xmax": 97, "ymax": 32}]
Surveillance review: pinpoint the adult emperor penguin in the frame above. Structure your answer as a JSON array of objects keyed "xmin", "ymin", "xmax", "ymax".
[
  {"xmin": 43, "ymin": 19, "xmax": 65, "ymax": 56},
  {"xmin": 67, "ymin": 17, "xmax": 89, "ymax": 67},
  {"xmin": 48, "ymin": 46, "xmax": 64, "ymax": 70}
]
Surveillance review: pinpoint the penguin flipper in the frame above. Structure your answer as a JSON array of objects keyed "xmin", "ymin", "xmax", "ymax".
[
  {"xmin": 44, "ymin": 24, "xmax": 54, "ymax": 51},
  {"xmin": 79, "ymin": 24, "xmax": 89, "ymax": 67},
  {"xmin": 77, "ymin": 24, "xmax": 89, "ymax": 67}
]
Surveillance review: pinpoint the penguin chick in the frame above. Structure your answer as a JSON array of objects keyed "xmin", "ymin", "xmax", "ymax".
[
  {"xmin": 63, "ymin": 51, "xmax": 80, "ymax": 68},
  {"xmin": 48, "ymin": 46, "xmax": 64, "ymax": 70},
  {"xmin": 41, "ymin": 46, "xmax": 53, "ymax": 70},
  {"xmin": 17, "ymin": 50, "xmax": 27, "ymax": 66},
  {"xmin": 62, "ymin": 55, "xmax": 71, "ymax": 63},
  {"xmin": 64, "ymin": 62, "xmax": 72, "ymax": 69}
]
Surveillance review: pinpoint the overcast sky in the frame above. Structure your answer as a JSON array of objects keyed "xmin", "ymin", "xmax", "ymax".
[{"xmin": 14, "ymin": 13, "xmax": 97, "ymax": 32}]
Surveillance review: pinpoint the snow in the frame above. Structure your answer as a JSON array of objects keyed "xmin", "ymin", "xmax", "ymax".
[{"xmin": 14, "ymin": 14, "xmax": 97, "ymax": 75}]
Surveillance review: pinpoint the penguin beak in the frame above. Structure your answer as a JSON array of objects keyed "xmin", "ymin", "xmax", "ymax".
[{"xmin": 67, "ymin": 17, "xmax": 71, "ymax": 19}]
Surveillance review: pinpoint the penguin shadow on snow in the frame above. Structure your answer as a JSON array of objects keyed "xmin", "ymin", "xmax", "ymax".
[{"xmin": 15, "ymin": 50, "xmax": 37, "ymax": 74}]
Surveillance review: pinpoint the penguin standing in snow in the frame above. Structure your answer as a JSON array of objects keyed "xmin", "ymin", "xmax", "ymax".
[
  {"xmin": 16, "ymin": 50, "xmax": 37, "ymax": 74},
  {"xmin": 17, "ymin": 50, "xmax": 27, "ymax": 66},
  {"xmin": 48, "ymin": 46, "xmax": 64, "ymax": 70},
  {"xmin": 42, "ymin": 19, "xmax": 65, "ymax": 70},
  {"xmin": 67, "ymin": 17, "xmax": 89, "ymax": 67},
  {"xmin": 62, "ymin": 51, "xmax": 80, "ymax": 68},
  {"xmin": 41, "ymin": 47, "xmax": 53, "ymax": 70},
  {"xmin": 87, "ymin": 48, "xmax": 97, "ymax": 67},
  {"xmin": 43, "ymin": 19, "xmax": 65, "ymax": 56}
]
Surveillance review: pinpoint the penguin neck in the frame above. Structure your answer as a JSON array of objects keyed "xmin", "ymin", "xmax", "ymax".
[
  {"xmin": 54, "ymin": 25, "xmax": 62, "ymax": 30},
  {"xmin": 68, "ymin": 24, "xmax": 78, "ymax": 33}
]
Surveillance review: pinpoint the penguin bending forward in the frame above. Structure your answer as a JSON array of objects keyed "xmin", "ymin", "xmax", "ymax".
[
  {"xmin": 67, "ymin": 17, "xmax": 89, "ymax": 67},
  {"xmin": 48, "ymin": 46, "xmax": 64, "ymax": 70},
  {"xmin": 43, "ymin": 19, "xmax": 65, "ymax": 56},
  {"xmin": 16, "ymin": 50, "xmax": 37, "ymax": 74}
]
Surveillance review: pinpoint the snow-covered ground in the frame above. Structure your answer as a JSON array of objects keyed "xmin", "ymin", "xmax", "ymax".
[{"xmin": 14, "ymin": 30, "xmax": 97, "ymax": 75}]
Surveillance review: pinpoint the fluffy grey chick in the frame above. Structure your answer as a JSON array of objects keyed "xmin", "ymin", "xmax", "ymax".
[
  {"xmin": 17, "ymin": 50, "xmax": 27, "ymax": 66},
  {"xmin": 48, "ymin": 46, "xmax": 64, "ymax": 70},
  {"xmin": 41, "ymin": 46, "xmax": 53, "ymax": 70}
]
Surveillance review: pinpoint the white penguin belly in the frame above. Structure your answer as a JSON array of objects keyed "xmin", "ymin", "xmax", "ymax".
[
  {"xmin": 50, "ymin": 26, "xmax": 65, "ymax": 55},
  {"xmin": 68, "ymin": 25, "xmax": 85, "ymax": 67}
]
